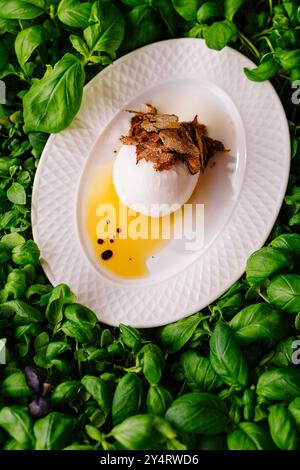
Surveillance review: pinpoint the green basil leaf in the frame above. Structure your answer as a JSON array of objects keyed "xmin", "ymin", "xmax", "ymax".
[
  {"xmin": 224, "ymin": 0, "xmax": 246, "ymax": 21},
  {"xmin": 172, "ymin": 0, "xmax": 200, "ymax": 21},
  {"xmin": 119, "ymin": 323, "xmax": 141, "ymax": 351},
  {"xmin": 0, "ymin": 242, "xmax": 10, "ymax": 262},
  {"xmin": 157, "ymin": 314, "xmax": 201, "ymax": 353},
  {"xmin": 110, "ymin": 414, "xmax": 161, "ymax": 450},
  {"xmin": 62, "ymin": 320, "xmax": 95, "ymax": 344},
  {"xmin": 154, "ymin": 0, "xmax": 178, "ymax": 37},
  {"xmin": 267, "ymin": 274, "xmax": 300, "ymax": 314},
  {"xmin": 46, "ymin": 285, "xmax": 76, "ymax": 325},
  {"xmin": 227, "ymin": 422, "xmax": 274, "ymax": 450},
  {"xmin": 270, "ymin": 233, "xmax": 300, "ymax": 257},
  {"xmin": 246, "ymin": 247, "xmax": 293, "ymax": 285},
  {"xmin": 142, "ymin": 345, "xmax": 163, "ymax": 385},
  {"xmin": 1, "ymin": 232, "xmax": 25, "ymax": 249},
  {"xmin": 69, "ymin": 34, "xmax": 89, "ymax": 57},
  {"xmin": 0, "ymin": 406, "xmax": 34, "ymax": 449},
  {"xmin": 181, "ymin": 351, "xmax": 223, "ymax": 391},
  {"xmin": 45, "ymin": 341, "xmax": 71, "ymax": 362},
  {"xmin": 210, "ymin": 323, "xmax": 248, "ymax": 389},
  {"xmin": 165, "ymin": 392, "xmax": 229, "ymax": 434},
  {"xmin": 2, "ymin": 372, "xmax": 31, "ymax": 398},
  {"xmin": 268, "ymin": 404, "xmax": 297, "ymax": 450},
  {"xmin": 147, "ymin": 385, "xmax": 173, "ymax": 416},
  {"xmin": 51, "ymin": 381, "xmax": 81, "ymax": 407},
  {"xmin": 12, "ymin": 240, "xmax": 39, "ymax": 266},
  {"xmin": 229, "ymin": 303, "xmax": 289, "ymax": 344},
  {"xmin": 257, "ymin": 368, "xmax": 300, "ymax": 403},
  {"xmin": 275, "ymin": 49, "xmax": 300, "ymax": 70},
  {"xmin": 0, "ymin": 0, "xmax": 45, "ymax": 20},
  {"xmin": 15, "ymin": 26, "xmax": 46, "ymax": 69},
  {"xmin": 124, "ymin": 5, "xmax": 160, "ymax": 51},
  {"xmin": 81, "ymin": 375, "xmax": 111, "ymax": 414},
  {"xmin": 23, "ymin": 53, "xmax": 85, "ymax": 134},
  {"xmin": 197, "ymin": 2, "xmax": 222, "ymax": 22},
  {"xmin": 112, "ymin": 373, "xmax": 144, "ymax": 425},
  {"xmin": 271, "ymin": 337, "xmax": 298, "ymax": 367},
  {"xmin": 57, "ymin": 0, "xmax": 92, "ymax": 28},
  {"xmin": 7, "ymin": 182, "xmax": 26, "ymax": 205},
  {"xmin": 83, "ymin": 0, "xmax": 125, "ymax": 53},
  {"xmin": 288, "ymin": 398, "xmax": 300, "ymax": 432},
  {"xmin": 205, "ymin": 19, "xmax": 238, "ymax": 51},
  {"xmin": 244, "ymin": 57, "xmax": 279, "ymax": 82},
  {"xmin": 34, "ymin": 412, "xmax": 73, "ymax": 450},
  {"xmin": 64, "ymin": 302, "xmax": 97, "ymax": 326},
  {"xmin": 0, "ymin": 300, "xmax": 42, "ymax": 324}
]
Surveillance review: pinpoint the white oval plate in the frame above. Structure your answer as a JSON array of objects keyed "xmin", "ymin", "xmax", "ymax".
[{"xmin": 32, "ymin": 39, "xmax": 290, "ymax": 327}]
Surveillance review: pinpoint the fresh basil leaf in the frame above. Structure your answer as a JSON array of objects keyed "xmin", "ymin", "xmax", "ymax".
[
  {"xmin": 0, "ymin": 300, "xmax": 42, "ymax": 325},
  {"xmin": 83, "ymin": 0, "xmax": 124, "ymax": 53},
  {"xmin": 15, "ymin": 26, "xmax": 46, "ymax": 70},
  {"xmin": 157, "ymin": 314, "xmax": 201, "ymax": 353},
  {"xmin": 0, "ymin": 406, "xmax": 34, "ymax": 449},
  {"xmin": 229, "ymin": 303, "xmax": 289, "ymax": 344},
  {"xmin": 0, "ymin": 0, "xmax": 45, "ymax": 20},
  {"xmin": 210, "ymin": 323, "xmax": 248, "ymax": 389},
  {"xmin": 1, "ymin": 233, "xmax": 25, "ymax": 249},
  {"xmin": 69, "ymin": 34, "xmax": 89, "ymax": 57},
  {"xmin": 198, "ymin": 434, "xmax": 227, "ymax": 450},
  {"xmin": 288, "ymin": 398, "xmax": 300, "ymax": 432},
  {"xmin": 7, "ymin": 182, "xmax": 26, "ymax": 205},
  {"xmin": 165, "ymin": 392, "xmax": 229, "ymax": 434},
  {"xmin": 270, "ymin": 233, "xmax": 300, "ymax": 256},
  {"xmin": 62, "ymin": 320, "xmax": 95, "ymax": 344},
  {"xmin": 34, "ymin": 412, "xmax": 73, "ymax": 450},
  {"xmin": 51, "ymin": 381, "xmax": 81, "ymax": 407},
  {"xmin": 81, "ymin": 375, "xmax": 110, "ymax": 414},
  {"xmin": 181, "ymin": 351, "xmax": 223, "ymax": 391},
  {"xmin": 12, "ymin": 240, "xmax": 39, "ymax": 266},
  {"xmin": 112, "ymin": 373, "xmax": 144, "ymax": 425},
  {"xmin": 154, "ymin": 0, "xmax": 178, "ymax": 37},
  {"xmin": 172, "ymin": 0, "xmax": 201, "ymax": 21},
  {"xmin": 275, "ymin": 49, "xmax": 300, "ymax": 70},
  {"xmin": 119, "ymin": 323, "xmax": 141, "ymax": 351},
  {"xmin": 205, "ymin": 19, "xmax": 238, "ymax": 51},
  {"xmin": 124, "ymin": 5, "xmax": 160, "ymax": 51},
  {"xmin": 0, "ymin": 242, "xmax": 10, "ymax": 262},
  {"xmin": 244, "ymin": 57, "xmax": 279, "ymax": 82},
  {"xmin": 57, "ymin": 0, "xmax": 92, "ymax": 28},
  {"xmin": 2, "ymin": 372, "xmax": 31, "ymax": 398},
  {"xmin": 138, "ymin": 343, "xmax": 164, "ymax": 385},
  {"xmin": 246, "ymin": 247, "xmax": 293, "ymax": 285},
  {"xmin": 197, "ymin": 2, "xmax": 222, "ymax": 22},
  {"xmin": 268, "ymin": 404, "xmax": 297, "ymax": 450},
  {"xmin": 257, "ymin": 368, "xmax": 300, "ymax": 403},
  {"xmin": 267, "ymin": 274, "xmax": 300, "ymax": 314},
  {"xmin": 224, "ymin": 0, "xmax": 246, "ymax": 21},
  {"xmin": 64, "ymin": 302, "xmax": 97, "ymax": 326},
  {"xmin": 45, "ymin": 284, "xmax": 76, "ymax": 325},
  {"xmin": 147, "ymin": 385, "xmax": 172, "ymax": 417},
  {"xmin": 45, "ymin": 341, "xmax": 71, "ymax": 362},
  {"xmin": 227, "ymin": 422, "xmax": 274, "ymax": 450},
  {"xmin": 23, "ymin": 53, "xmax": 85, "ymax": 134},
  {"xmin": 109, "ymin": 414, "xmax": 161, "ymax": 450}
]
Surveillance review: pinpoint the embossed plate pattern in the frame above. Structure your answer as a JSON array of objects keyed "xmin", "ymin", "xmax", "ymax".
[{"xmin": 32, "ymin": 39, "xmax": 290, "ymax": 327}]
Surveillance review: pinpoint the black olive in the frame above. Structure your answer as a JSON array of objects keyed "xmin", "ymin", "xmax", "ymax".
[
  {"xmin": 24, "ymin": 366, "xmax": 43, "ymax": 394},
  {"xmin": 29, "ymin": 396, "xmax": 49, "ymax": 418}
]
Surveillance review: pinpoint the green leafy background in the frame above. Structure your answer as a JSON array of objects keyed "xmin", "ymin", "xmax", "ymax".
[{"xmin": 0, "ymin": 0, "xmax": 300, "ymax": 451}]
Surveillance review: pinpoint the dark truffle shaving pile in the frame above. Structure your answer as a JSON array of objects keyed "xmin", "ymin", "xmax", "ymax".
[{"xmin": 121, "ymin": 104, "xmax": 228, "ymax": 174}]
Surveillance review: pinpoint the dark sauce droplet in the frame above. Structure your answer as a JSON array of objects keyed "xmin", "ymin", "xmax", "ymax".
[
  {"xmin": 110, "ymin": 239, "xmax": 114, "ymax": 243},
  {"xmin": 101, "ymin": 250, "xmax": 113, "ymax": 261},
  {"xmin": 97, "ymin": 239, "xmax": 104, "ymax": 245},
  {"xmin": 116, "ymin": 228, "xmax": 122, "ymax": 233}
]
